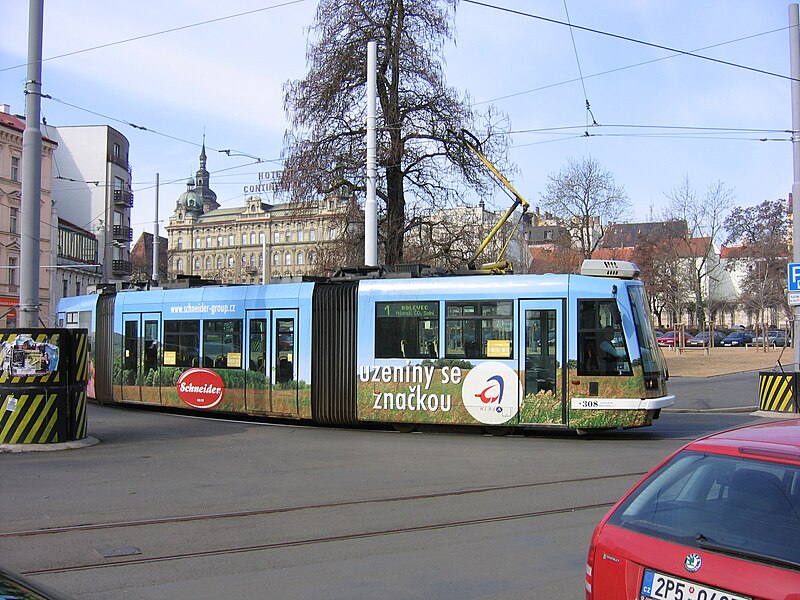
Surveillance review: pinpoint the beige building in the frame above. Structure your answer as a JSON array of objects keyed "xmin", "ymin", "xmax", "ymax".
[
  {"xmin": 167, "ymin": 147, "xmax": 357, "ymax": 283},
  {"xmin": 0, "ymin": 104, "xmax": 56, "ymax": 326}
]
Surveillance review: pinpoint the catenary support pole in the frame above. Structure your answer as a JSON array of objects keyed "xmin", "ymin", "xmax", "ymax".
[
  {"xmin": 365, "ymin": 40, "xmax": 378, "ymax": 266},
  {"xmin": 19, "ymin": 0, "xmax": 44, "ymax": 328},
  {"xmin": 790, "ymin": 4, "xmax": 800, "ymax": 369},
  {"xmin": 152, "ymin": 173, "xmax": 160, "ymax": 285}
]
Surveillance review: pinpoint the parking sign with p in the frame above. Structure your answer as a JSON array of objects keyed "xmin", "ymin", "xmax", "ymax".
[{"xmin": 788, "ymin": 263, "xmax": 800, "ymax": 292}]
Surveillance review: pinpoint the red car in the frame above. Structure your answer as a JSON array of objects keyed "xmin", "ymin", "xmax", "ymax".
[
  {"xmin": 657, "ymin": 330, "xmax": 693, "ymax": 347},
  {"xmin": 586, "ymin": 419, "xmax": 800, "ymax": 599}
]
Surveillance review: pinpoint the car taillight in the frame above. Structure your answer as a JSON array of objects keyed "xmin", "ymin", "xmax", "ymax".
[{"xmin": 585, "ymin": 544, "xmax": 595, "ymax": 599}]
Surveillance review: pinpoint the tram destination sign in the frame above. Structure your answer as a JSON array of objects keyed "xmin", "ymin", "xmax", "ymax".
[{"xmin": 378, "ymin": 301, "xmax": 438, "ymax": 318}]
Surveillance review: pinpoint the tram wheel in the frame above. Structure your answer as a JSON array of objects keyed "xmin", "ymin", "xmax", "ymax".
[
  {"xmin": 392, "ymin": 423, "xmax": 418, "ymax": 433},
  {"xmin": 483, "ymin": 426, "xmax": 512, "ymax": 436}
]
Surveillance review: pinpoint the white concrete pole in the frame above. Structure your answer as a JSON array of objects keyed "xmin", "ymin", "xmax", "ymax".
[
  {"xmin": 365, "ymin": 41, "xmax": 378, "ymax": 266},
  {"xmin": 19, "ymin": 0, "xmax": 44, "ymax": 328}
]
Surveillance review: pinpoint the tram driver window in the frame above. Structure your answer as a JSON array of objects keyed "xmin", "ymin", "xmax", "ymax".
[
  {"xmin": 445, "ymin": 301, "xmax": 513, "ymax": 359},
  {"xmin": 578, "ymin": 300, "xmax": 631, "ymax": 376},
  {"xmin": 375, "ymin": 302, "xmax": 439, "ymax": 359}
]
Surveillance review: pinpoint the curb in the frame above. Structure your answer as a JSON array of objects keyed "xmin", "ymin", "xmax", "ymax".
[
  {"xmin": 663, "ymin": 406, "xmax": 757, "ymax": 414},
  {"xmin": 0, "ymin": 436, "xmax": 101, "ymax": 454}
]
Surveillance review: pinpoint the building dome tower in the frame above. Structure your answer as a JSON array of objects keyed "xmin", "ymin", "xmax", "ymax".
[{"xmin": 195, "ymin": 142, "xmax": 219, "ymax": 213}]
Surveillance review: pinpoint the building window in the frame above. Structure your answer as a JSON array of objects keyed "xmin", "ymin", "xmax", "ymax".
[
  {"xmin": 62, "ymin": 279, "xmax": 68, "ymax": 299},
  {"xmin": 194, "ymin": 238, "xmax": 201, "ymax": 249},
  {"xmin": 228, "ymin": 256, "xmax": 234, "ymax": 268},
  {"xmin": 274, "ymin": 232, "xmax": 280, "ymax": 244},
  {"xmin": 309, "ymin": 230, "xmax": 316, "ymax": 242},
  {"xmin": 297, "ymin": 251, "xmax": 304, "ymax": 265},
  {"xmin": 177, "ymin": 237, "xmax": 183, "ymax": 250},
  {"xmin": 75, "ymin": 282, "xmax": 80, "ymax": 296},
  {"xmin": 177, "ymin": 258, "xmax": 184, "ymax": 273},
  {"xmin": 11, "ymin": 156, "xmax": 19, "ymax": 182},
  {"xmin": 9, "ymin": 208, "xmax": 18, "ymax": 234},
  {"xmin": 250, "ymin": 254, "xmax": 256, "ymax": 268},
  {"xmin": 285, "ymin": 231, "xmax": 291, "ymax": 243},
  {"xmin": 217, "ymin": 257, "xmax": 223, "ymax": 269},
  {"xmin": 273, "ymin": 252, "xmax": 280, "ymax": 266},
  {"xmin": 194, "ymin": 258, "xmax": 200, "ymax": 270},
  {"xmin": 228, "ymin": 234, "xmax": 234, "ymax": 246},
  {"xmin": 297, "ymin": 229, "xmax": 304, "ymax": 242},
  {"xmin": 206, "ymin": 236, "xmax": 211, "ymax": 248},
  {"xmin": 250, "ymin": 233, "xmax": 256, "ymax": 245},
  {"xmin": 113, "ymin": 143, "xmax": 121, "ymax": 158},
  {"xmin": 242, "ymin": 234, "xmax": 247, "ymax": 246},
  {"xmin": 7, "ymin": 257, "xmax": 17, "ymax": 286},
  {"xmin": 217, "ymin": 236, "xmax": 223, "ymax": 247},
  {"xmin": 205, "ymin": 258, "xmax": 211, "ymax": 270},
  {"xmin": 329, "ymin": 228, "xmax": 337, "ymax": 240}
]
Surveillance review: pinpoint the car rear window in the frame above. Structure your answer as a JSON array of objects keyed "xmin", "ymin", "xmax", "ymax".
[{"xmin": 607, "ymin": 450, "xmax": 800, "ymax": 568}]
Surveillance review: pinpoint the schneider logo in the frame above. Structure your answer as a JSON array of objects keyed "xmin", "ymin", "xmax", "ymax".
[{"xmin": 461, "ymin": 362, "xmax": 521, "ymax": 425}]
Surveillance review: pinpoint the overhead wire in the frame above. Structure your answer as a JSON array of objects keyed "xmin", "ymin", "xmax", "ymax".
[
  {"xmin": 0, "ymin": 0, "xmax": 310, "ymax": 74},
  {"xmin": 462, "ymin": 0, "xmax": 795, "ymax": 83},
  {"xmin": 474, "ymin": 27, "xmax": 790, "ymax": 106},
  {"xmin": 562, "ymin": 0, "xmax": 598, "ymax": 134}
]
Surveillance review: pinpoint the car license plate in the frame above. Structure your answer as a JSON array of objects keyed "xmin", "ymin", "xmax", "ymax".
[{"xmin": 640, "ymin": 569, "xmax": 750, "ymax": 600}]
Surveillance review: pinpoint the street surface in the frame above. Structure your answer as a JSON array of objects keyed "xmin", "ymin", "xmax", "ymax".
[{"xmin": 0, "ymin": 371, "xmax": 787, "ymax": 599}]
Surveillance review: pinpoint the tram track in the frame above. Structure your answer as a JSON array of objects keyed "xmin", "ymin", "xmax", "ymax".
[
  {"xmin": 1, "ymin": 470, "xmax": 644, "ymax": 539},
  {"xmin": 20, "ymin": 499, "xmax": 616, "ymax": 576}
]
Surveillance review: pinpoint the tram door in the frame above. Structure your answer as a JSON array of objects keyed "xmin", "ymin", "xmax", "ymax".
[
  {"xmin": 245, "ymin": 310, "xmax": 298, "ymax": 415},
  {"xmin": 121, "ymin": 312, "xmax": 161, "ymax": 404},
  {"xmin": 519, "ymin": 300, "xmax": 564, "ymax": 425}
]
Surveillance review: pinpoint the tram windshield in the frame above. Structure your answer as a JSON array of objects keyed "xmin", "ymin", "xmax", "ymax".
[{"xmin": 627, "ymin": 284, "xmax": 666, "ymax": 378}]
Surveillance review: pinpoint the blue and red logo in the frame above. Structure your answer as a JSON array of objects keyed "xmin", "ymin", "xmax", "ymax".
[
  {"xmin": 476, "ymin": 375, "xmax": 505, "ymax": 413},
  {"xmin": 462, "ymin": 363, "xmax": 520, "ymax": 425}
]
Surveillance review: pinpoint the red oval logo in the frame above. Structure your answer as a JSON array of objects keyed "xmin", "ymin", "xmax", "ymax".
[{"xmin": 176, "ymin": 368, "xmax": 225, "ymax": 409}]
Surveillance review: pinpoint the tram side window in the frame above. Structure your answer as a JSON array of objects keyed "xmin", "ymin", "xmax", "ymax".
[
  {"xmin": 445, "ymin": 300, "xmax": 513, "ymax": 359},
  {"xmin": 375, "ymin": 301, "xmax": 439, "ymax": 359},
  {"xmin": 203, "ymin": 320, "xmax": 243, "ymax": 369},
  {"xmin": 577, "ymin": 300, "xmax": 631, "ymax": 376},
  {"xmin": 163, "ymin": 320, "xmax": 199, "ymax": 368}
]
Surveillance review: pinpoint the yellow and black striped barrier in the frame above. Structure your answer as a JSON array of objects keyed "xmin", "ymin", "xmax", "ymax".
[
  {"xmin": 0, "ymin": 328, "xmax": 89, "ymax": 445},
  {"xmin": 759, "ymin": 371, "xmax": 799, "ymax": 413}
]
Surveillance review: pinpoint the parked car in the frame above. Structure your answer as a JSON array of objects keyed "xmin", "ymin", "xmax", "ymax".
[
  {"xmin": 586, "ymin": 419, "xmax": 800, "ymax": 599},
  {"xmin": 753, "ymin": 330, "xmax": 792, "ymax": 347},
  {"xmin": 684, "ymin": 330, "xmax": 727, "ymax": 347},
  {"xmin": 656, "ymin": 331, "xmax": 693, "ymax": 347},
  {"xmin": 720, "ymin": 331, "xmax": 754, "ymax": 347}
]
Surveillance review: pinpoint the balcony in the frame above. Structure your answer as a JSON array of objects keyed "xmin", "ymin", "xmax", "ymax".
[
  {"xmin": 107, "ymin": 152, "xmax": 128, "ymax": 171},
  {"xmin": 113, "ymin": 225, "xmax": 133, "ymax": 241},
  {"xmin": 112, "ymin": 260, "xmax": 132, "ymax": 275},
  {"xmin": 113, "ymin": 189, "xmax": 134, "ymax": 207}
]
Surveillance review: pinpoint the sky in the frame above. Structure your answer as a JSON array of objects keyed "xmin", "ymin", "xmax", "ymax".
[{"xmin": 0, "ymin": 0, "xmax": 795, "ymax": 245}]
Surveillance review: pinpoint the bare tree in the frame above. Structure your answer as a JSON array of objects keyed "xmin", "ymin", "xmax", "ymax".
[
  {"xmin": 282, "ymin": 0, "xmax": 511, "ymax": 266},
  {"xmin": 539, "ymin": 157, "xmax": 630, "ymax": 258},
  {"xmin": 665, "ymin": 176, "xmax": 732, "ymax": 327},
  {"xmin": 724, "ymin": 199, "xmax": 790, "ymax": 328}
]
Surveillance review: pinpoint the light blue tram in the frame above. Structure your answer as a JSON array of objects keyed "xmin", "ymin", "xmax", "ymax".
[{"xmin": 58, "ymin": 260, "xmax": 672, "ymax": 433}]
